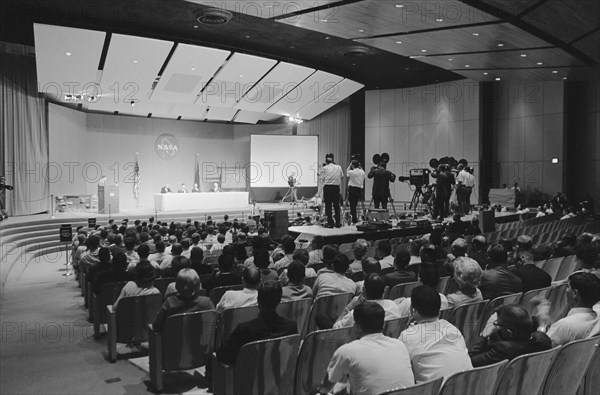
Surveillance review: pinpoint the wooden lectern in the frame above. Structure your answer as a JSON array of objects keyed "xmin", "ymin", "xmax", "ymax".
[{"xmin": 98, "ymin": 185, "xmax": 119, "ymax": 214}]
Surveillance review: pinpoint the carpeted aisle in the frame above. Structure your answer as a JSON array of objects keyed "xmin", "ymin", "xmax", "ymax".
[{"xmin": 0, "ymin": 251, "xmax": 209, "ymax": 394}]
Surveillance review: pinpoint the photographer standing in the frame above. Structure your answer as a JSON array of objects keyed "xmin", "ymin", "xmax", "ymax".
[
  {"xmin": 346, "ymin": 158, "xmax": 365, "ymax": 224},
  {"xmin": 432, "ymin": 164, "xmax": 455, "ymax": 220},
  {"xmin": 0, "ymin": 176, "xmax": 14, "ymax": 220},
  {"xmin": 320, "ymin": 153, "xmax": 344, "ymax": 228},
  {"xmin": 456, "ymin": 164, "xmax": 475, "ymax": 215},
  {"xmin": 368, "ymin": 157, "xmax": 396, "ymax": 210}
]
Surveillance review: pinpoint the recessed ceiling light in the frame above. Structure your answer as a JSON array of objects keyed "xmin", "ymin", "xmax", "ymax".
[
  {"xmin": 132, "ymin": 59, "xmax": 138, "ymax": 64},
  {"xmin": 552, "ymin": 70, "xmax": 558, "ymax": 74},
  {"xmin": 421, "ymin": 49, "xmax": 427, "ymax": 52},
  {"xmin": 358, "ymin": 29, "xmax": 364, "ymax": 33},
  {"xmin": 395, "ymin": 41, "xmax": 402, "ymax": 44},
  {"xmin": 495, "ymin": 77, "xmax": 501, "ymax": 81},
  {"xmin": 239, "ymin": 74, "xmax": 244, "ymax": 78},
  {"xmin": 325, "ymin": 36, "xmax": 330, "ymax": 40},
  {"xmin": 191, "ymin": 67, "xmax": 196, "ymax": 71},
  {"xmin": 562, "ymin": 77, "xmax": 568, "ymax": 80},
  {"xmin": 396, "ymin": 4, "xmax": 404, "ymax": 8},
  {"xmin": 472, "ymin": 33, "xmax": 479, "ymax": 36},
  {"xmin": 65, "ymin": 51, "xmax": 72, "ymax": 56},
  {"xmin": 520, "ymin": 54, "xmax": 527, "ymax": 57},
  {"xmin": 465, "ymin": 64, "xmax": 470, "ymax": 67},
  {"xmin": 352, "ymin": 63, "xmax": 356, "ymax": 66},
  {"xmin": 448, "ymin": 58, "xmax": 453, "ymax": 61},
  {"xmin": 193, "ymin": 25, "xmax": 199, "ymax": 29},
  {"xmin": 435, "ymin": 18, "xmax": 443, "ymax": 22},
  {"xmin": 245, "ymin": 35, "xmax": 250, "ymax": 38},
  {"xmin": 483, "ymin": 72, "xmax": 488, "ymax": 75},
  {"xmin": 322, "ymin": 19, "xmax": 328, "ymax": 22},
  {"xmin": 537, "ymin": 62, "xmax": 543, "ymax": 65},
  {"xmin": 497, "ymin": 43, "xmax": 504, "ymax": 47}
]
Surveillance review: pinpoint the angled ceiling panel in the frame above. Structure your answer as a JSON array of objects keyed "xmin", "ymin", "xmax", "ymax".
[
  {"xmin": 151, "ymin": 44, "xmax": 230, "ymax": 103},
  {"xmin": 416, "ymin": 47, "xmax": 586, "ymax": 71},
  {"xmin": 297, "ymin": 79, "xmax": 363, "ymax": 120},
  {"xmin": 99, "ymin": 34, "xmax": 173, "ymax": 105},
  {"xmin": 277, "ymin": 0, "xmax": 498, "ymax": 39},
  {"xmin": 235, "ymin": 62, "xmax": 315, "ymax": 112},
  {"xmin": 33, "ymin": 24, "xmax": 105, "ymax": 99},
  {"xmin": 234, "ymin": 111, "xmax": 263, "ymax": 124},
  {"xmin": 184, "ymin": 0, "xmax": 338, "ymax": 19},
  {"xmin": 457, "ymin": 67, "xmax": 590, "ymax": 81},
  {"xmin": 476, "ymin": 0, "xmax": 539, "ymax": 15},
  {"xmin": 197, "ymin": 53, "xmax": 277, "ymax": 107},
  {"xmin": 268, "ymin": 70, "xmax": 344, "ymax": 116},
  {"xmin": 572, "ymin": 31, "xmax": 600, "ymax": 62},
  {"xmin": 205, "ymin": 106, "xmax": 238, "ymax": 122},
  {"xmin": 357, "ymin": 22, "xmax": 551, "ymax": 57}
]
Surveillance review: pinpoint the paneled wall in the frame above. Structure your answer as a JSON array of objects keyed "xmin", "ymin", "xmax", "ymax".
[
  {"xmin": 491, "ymin": 81, "xmax": 564, "ymax": 202},
  {"xmin": 365, "ymin": 81, "xmax": 480, "ymax": 203}
]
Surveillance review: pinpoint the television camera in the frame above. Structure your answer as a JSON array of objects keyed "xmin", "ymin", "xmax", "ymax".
[
  {"xmin": 398, "ymin": 168, "xmax": 431, "ymax": 187},
  {"xmin": 0, "ymin": 176, "xmax": 13, "ymax": 191}
]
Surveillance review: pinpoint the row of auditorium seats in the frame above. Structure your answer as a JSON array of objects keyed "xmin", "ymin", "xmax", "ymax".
[{"xmin": 494, "ymin": 212, "xmax": 561, "ymax": 232}]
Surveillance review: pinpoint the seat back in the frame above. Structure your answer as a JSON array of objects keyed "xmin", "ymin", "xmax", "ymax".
[
  {"xmin": 388, "ymin": 281, "xmax": 419, "ymax": 300},
  {"xmin": 339, "ymin": 242, "xmax": 353, "ymax": 253},
  {"xmin": 306, "ymin": 292, "xmax": 353, "ymax": 335},
  {"xmin": 542, "ymin": 257, "xmax": 564, "ymax": 281},
  {"xmin": 210, "ymin": 284, "xmax": 244, "ymax": 306},
  {"xmin": 493, "ymin": 347, "xmax": 560, "ymax": 395},
  {"xmin": 519, "ymin": 286, "xmax": 552, "ymax": 315},
  {"xmin": 303, "ymin": 276, "xmax": 316, "ymax": 289},
  {"xmin": 162, "ymin": 310, "xmax": 218, "ymax": 371},
  {"xmin": 203, "ymin": 255, "xmax": 219, "ymax": 265},
  {"xmin": 350, "ymin": 271, "xmax": 365, "ymax": 282},
  {"xmin": 554, "ymin": 255, "xmax": 580, "ymax": 281},
  {"xmin": 115, "ymin": 294, "xmax": 163, "ymax": 343},
  {"xmin": 379, "ymin": 377, "xmax": 443, "ymax": 395},
  {"xmin": 276, "ymin": 298, "xmax": 312, "ymax": 338},
  {"xmin": 437, "ymin": 276, "xmax": 451, "ymax": 294},
  {"xmin": 294, "ymin": 327, "xmax": 355, "ymax": 395},
  {"xmin": 98, "ymin": 281, "xmax": 127, "ymax": 323},
  {"xmin": 154, "ymin": 277, "xmax": 176, "ymax": 297},
  {"xmin": 438, "ymin": 359, "xmax": 507, "ymax": 395},
  {"xmin": 581, "ymin": 340, "xmax": 600, "ymax": 395},
  {"xmin": 382, "ymin": 316, "xmax": 411, "ymax": 338},
  {"xmin": 215, "ymin": 304, "xmax": 260, "ymax": 350},
  {"xmin": 234, "ymin": 334, "xmax": 300, "ymax": 395},
  {"xmin": 447, "ymin": 300, "xmax": 488, "ymax": 346},
  {"xmin": 542, "ymin": 336, "xmax": 600, "ymax": 395},
  {"xmin": 478, "ymin": 293, "xmax": 522, "ymax": 335},
  {"xmin": 546, "ymin": 283, "xmax": 570, "ymax": 322}
]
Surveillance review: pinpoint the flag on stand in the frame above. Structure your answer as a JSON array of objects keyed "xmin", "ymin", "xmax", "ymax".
[
  {"xmin": 133, "ymin": 158, "xmax": 140, "ymax": 203},
  {"xmin": 194, "ymin": 158, "xmax": 201, "ymax": 191}
]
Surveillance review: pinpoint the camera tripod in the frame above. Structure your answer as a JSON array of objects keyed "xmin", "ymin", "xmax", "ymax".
[
  {"xmin": 367, "ymin": 191, "xmax": 397, "ymax": 217},
  {"xmin": 409, "ymin": 185, "xmax": 425, "ymax": 211},
  {"xmin": 281, "ymin": 184, "xmax": 298, "ymax": 205}
]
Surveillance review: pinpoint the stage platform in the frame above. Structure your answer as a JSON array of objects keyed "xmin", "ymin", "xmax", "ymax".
[{"xmin": 288, "ymin": 223, "xmax": 433, "ymax": 245}]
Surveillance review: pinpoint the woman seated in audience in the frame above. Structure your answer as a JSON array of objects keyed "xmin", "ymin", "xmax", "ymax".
[
  {"xmin": 446, "ymin": 256, "xmax": 483, "ymax": 308},
  {"xmin": 152, "ymin": 268, "xmax": 214, "ymax": 333},
  {"xmin": 189, "ymin": 246, "xmax": 212, "ymax": 275},
  {"xmin": 92, "ymin": 251, "xmax": 133, "ymax": 295},
  {"xmin": 87, "ymin": 247, "xmax": 112, "ymax": 284},
  {"xmin": 307, "ymin": 235, "xmax": 324, "ymax": 266},
  {"xmin": 281, "ymin": 261, "xmax": 313, "ymax": 301},
  {"xmin": 469, "ymin": 304, "xmax": 551, "ymax": 367},
  {"xmin": 113, "ymin": 260, "xmax": 160, "ymax": 309}
]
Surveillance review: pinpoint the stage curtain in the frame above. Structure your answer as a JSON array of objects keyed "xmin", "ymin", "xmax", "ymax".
[
  {"xmin": 298, "ymin": 102, "xmax": 351, "ymax": 196},
  {"xmin": 0, "ymin": 42, "xmax": 49, "ymax": 216}
]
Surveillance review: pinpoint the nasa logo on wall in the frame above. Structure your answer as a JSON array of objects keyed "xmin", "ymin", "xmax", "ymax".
[{"xmin": 155, "ymin": 134, "xmax": 180, "ymax": 160}]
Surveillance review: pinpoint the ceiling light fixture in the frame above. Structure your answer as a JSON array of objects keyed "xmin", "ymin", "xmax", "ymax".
[
  {"xmin": 132, "ymin": 59, "xmax": 138, "ymax": 64},
  {"xmin": 288, "ymin": 115, "xmax": 303, "ymax": 124},
  {"xmin": 191, "ymin": 67, "xmax": 196, "ymax": 71},
  {"xmin": 552, "ymin": 70, "xmax": 558, "ymax": 73},
  {"xmin": 435, "ymin": 18, "xmax": 443, "ymax": 22},
  {"xmin": 495, "ymin": 77, "xmax": 501, "ymax": 81},
  {"xmin": 395, "ymin": 41, "xmax": 402, "ymax": 44},
  {"xmin": 537, "ymin": 62, "xmax": 543, "ymax": 65},
  {"xmin": 421, "ymin": 49, "xmax": 427, "ymax": 52},
  {"xmin": 562, "ymin": 77, "xmax": 568, "ymax": 80},
  {"xmin": 472, "ymin": 33, "xmax": 479, "ymax": 36},
  {"xmin": 465, "ymin": 64, "xmax": 470, "ymax": 67},
  {"xmin": 497, "ymin": 43, "xmax": 504, "ymax": 47},
  {"xmin": 448, "ymin": 58, "xmax": 453, "ymax": 61},
  {"xmin": 483, "ymin": 72, "xmax": 488, "ymax": 75},
  {"xmin": 325, "ymin": 36, "xmax": 330, "ymax": 40},
  {"xmin": 193, "ymin": 25, "xmax": 199, "ymax": 29},
  {"xmin": 358, "ymin": 29, "xmax": 364, "ymax": 32},
  {"xmin": 396, "ymin": 4, "xmax": 404, "ymax": 8},
  {"xmin": 520, "ymin": 54, "xmax": 527, "ymax": 57},
  {"xmin": 195, "ymin": 9, "xmax": 233, "ymax": 25},
  {"xmin": 65, "ymin": 51, "xmax": 72, "ymax": 56}
]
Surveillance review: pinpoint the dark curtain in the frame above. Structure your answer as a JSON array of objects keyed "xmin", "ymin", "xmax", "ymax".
[{"xmin": 0, "ymin": 42, "xmax": 49, "ymax": 216}]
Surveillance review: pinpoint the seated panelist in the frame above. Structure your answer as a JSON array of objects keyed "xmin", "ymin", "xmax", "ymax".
[
  {"xmin": 177, "ymin": 183, "xmax": 188, "ymax": 193},
  {"xmin": 160, "ymin": 183, "xmax": 172, "ymax": 194}
]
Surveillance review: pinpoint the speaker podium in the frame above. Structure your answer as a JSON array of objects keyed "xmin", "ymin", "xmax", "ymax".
[{"xmin": 98, "ymin": 185, "xmax": 119, "ymax": 214}]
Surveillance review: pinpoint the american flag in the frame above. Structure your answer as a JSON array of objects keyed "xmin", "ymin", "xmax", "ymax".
[{"xmin": 133, "ymin": 158, "xmax": 140, "ymax": 202}]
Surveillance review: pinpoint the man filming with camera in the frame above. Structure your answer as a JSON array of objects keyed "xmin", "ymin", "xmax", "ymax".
[
  {"xmin": 346, "ymin": 156, "xmax": 366, "ymax": 224},
  {"xmin": 0, "ymin": 176, "xmax": 14, "ymax": 221},
  {"xmin": 320, "ymin": 153, "xmax": 344, "ymax": 228},
  {"xmin": 368, "ymin": 154, "xmax": 396, "ymax": 210}
]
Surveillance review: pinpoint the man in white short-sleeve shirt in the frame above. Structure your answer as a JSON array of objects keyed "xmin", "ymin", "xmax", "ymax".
[
  {"xmin": 319, "ymin": 302, "xmax": 414, "ymax": 395},
  {"xmin": 400, "ymin": 285, "xmax": 472, "ymax": 383}
]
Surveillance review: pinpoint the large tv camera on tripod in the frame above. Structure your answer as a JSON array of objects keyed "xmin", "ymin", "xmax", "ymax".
[{"xmin": 398, "ymin": 168, "xmax": 431, "ymax": 187}]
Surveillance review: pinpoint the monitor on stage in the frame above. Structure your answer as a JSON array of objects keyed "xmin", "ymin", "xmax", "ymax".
[{"xmin": 249, "ymin": 135, "xmax": 319, "ymax": 188}]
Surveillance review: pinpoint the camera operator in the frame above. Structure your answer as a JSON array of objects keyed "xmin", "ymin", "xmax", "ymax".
[
  {"xmin": 346, "ymin": 157, "xmax": 365, "ymax": 224},
  {"xmin": 431, "ymin": 164, "xmax": 455, "ymax": 220},
  {"xmin": 456, "ymin": 164, "xmax": 475, "ymax": 215},
  {"xmin": 0, "ymin": 176, "xmax": 14, "ymax": 218},
  {"xmin": 319, "ymin": 153, "xmax": 344, "ymax": 228},
  {"xmin": 368, "ymin": 156, "xmax": 396, "ymax": 210}
]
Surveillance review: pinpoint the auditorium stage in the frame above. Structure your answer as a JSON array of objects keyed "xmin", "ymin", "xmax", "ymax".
[{"xmin": 288, "ymin": 223, "xmax": 434, "ymax": 245}]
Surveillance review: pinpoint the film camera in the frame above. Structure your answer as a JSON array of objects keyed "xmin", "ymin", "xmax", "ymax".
[
  {"xmin": 0, "ymin": 176, "xmax": 13, "ymax": 191},
  {"xmin": 398, "ymin": 169, "xmax": 431, "ymax": 187}
]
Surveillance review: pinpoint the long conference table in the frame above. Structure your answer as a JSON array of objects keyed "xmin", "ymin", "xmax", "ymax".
[{"xmin": 153, "ymin": 192, "xmax": 249, "ymax": 211}]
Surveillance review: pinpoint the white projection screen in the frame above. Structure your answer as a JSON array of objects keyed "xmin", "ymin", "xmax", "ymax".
[{"xmin": 250, "ymin": 135, "xmax": 319, "ymax": 187}]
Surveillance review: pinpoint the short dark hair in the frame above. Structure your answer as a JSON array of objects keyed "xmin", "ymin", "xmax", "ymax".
[
  {"xmin": 281, "ymin": 235, "xmax": 296, "ymax": 254},
  {"xmin": 322, "ymin": 244, "xmax": 339, "ymax": 263},
  {"xmin": 411, "ymin": 285, "xmax": 441, "ymax": 318},
  {"xmin": 394, "ymin": 248, "xmax": 411, "ymax": 269},
  {"xmin": 419, "ymin": 263, "xmax": 440, "ymax": 288},
  {"xmin": 568, "ymin": 272, "xmax": 600, "ymax": 307},
  {"xmin": 181, "ymin": 238, "xmax": 191, "ymax": 250},
  {"xmin": 487, "ymin": 244, "xmax": 508, "ymax": 267},
  {"xmin": 332, "ymin": 253, "xmax": 350, "ymax": 273},
  {"xmin": 218, "ymin": 254, "xmax": 234, "ymax": 272},
  {"xmin": 171, "ymin": 256, "xmax": 191, "ymax": 273},
  {"xmin": 171, "ymin": 243, "xmax": 183, "ymax": 256},
  {"xmin": 293, "ymin": 249, "xmax": 309, "ymax": 265},
  {"xmin": 243, "ymin": 267, "xmax": 261, "ymax": 288},
  {"xmin": 257, "ymin": 280, "xmax": 282, "ymax": 311},
  {"xmin": 364, "ymin": 273, "xmax": 386, "ymax": 300},
  {"xmin": 287, "ymin": 261, "xmax": 306, "ymax": 284},
  {"xmin": 420, "ymin": 244, "xmax": 437, "ymax": 264},
  {"xmin": 361, "ymin": 257, "xmax": 381, "ymax": 275},
  {"xmin": 190, "ymin": 246, "xmax": 204, "ymax": 264},
  {"xmin": 496, "ymin": 304, "xmax": 534, "ymax": 341},
  {"xmin": 353, "ymin": 302, "xmax": 384, "ymax": 333},
  {"xmin": 155, "ymin": 242, "xmax": 165, "ymax": 253},
  {"xmin": 377, "ymin": 240, "xmax": 391, "ymax": 256},
  {"xmin": 575, "ymin": 244, "xmax": 600, "ymax": 269},
  {"xmin": 253, "ymin": 248, "xmax": 270, "ymax": 269}
]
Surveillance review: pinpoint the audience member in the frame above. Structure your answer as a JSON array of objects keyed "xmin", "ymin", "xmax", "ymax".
[
  {"xmin": 189, "ymin": 246, "xmax": 211, "ymax": 275},
  {"xmin": 92, "ymin": 251, "xmax": 133, "ymax": 295},
  {"xmin": 319, "ymin": 302, "xmax": 414, "ymax": 395},
  {"xmin": 446, "ymin": 257, "xmax": 483, "ymax": 308},
  {"xmin": 213, "ymin": 254, "xmax": 242, "ymax": 288},
  {"xmin": 308, "ymin": 236, "xmax": 325, "ymax": 266},
  {"xmin": 400, "ymin": 285, "xmax": 472, "ymax": 383},
  {"xmin": 469, "ymin": 304, "xmax": 551, "ymax": 367},
  {"xmin": 152, "ymin": 269, "xmax": 214, "ymax": 333},
  {"xmin": 348, "ymin": 239, "xmax": 369, "ymax": 273},
  {"xmin": 215, "ymin": 267, "xmax": 260, "ymax": 313},
  {"xmin": 162, "ymin": 255, "xmax": 191, "ymax": 279},
  {"xmin": 124, "ymin": 238, "xmax": 140, "ymax": 270},
  {"xmin": 396, "ymin": 263, "xmax": 449, "ymax": 316},
  {"xmin": 88, "ymin": 247, "xmax": 112, "ymax": 284},
  {"xmin": 281, "ymin": 261, "xmax": 313, "ymax": 301},
  {"xmin": 384, "ymin": 248, "xmax": 417, "ymax": 288},
  {"xmin": 78, "ymin": 235, "xmax": 101, "ymax": 274},
  {"xmin": 113, "ymin": 261, "xmax": 160, "ymax": 309},
  {"xmin": 479, "ymin": 245, "xmax": 523, "ymax": 300},
  {"xmin": 376, "ymin": 240, "xmax": 394, "ymax": 270},
  {"xmin": 512, "ymin": 247, "xmax": 552, "ymax": 292},
  {"xmin": 279, "ymin": 249, "xmax": 316, "ymax": 284},
  {"xmin": 216, "ymin": 280, "xmax": 297, "ymax": 365},
  {"xmin": 160, "ymin": 243, "xmax": 182, "ymax": 271},
  {"xmin": 253, "ymin": 248, "xmax": 278, "ymax": 282},
  {"xmin": 312, "ymin": 253, "xmax": 358, "ymax": 299},
  {"xmin": 469, "ymin": 235, "xmax": 490, "ymax": 270},
  {"xmin": 552, "ymin": 233, "xmax": 577, "ymax": 257},
  {"xmin": 272, "ymin": 235, "xmax": 296, "ymax": 272},
  {"xmin": 316, "ymin": 244, "xmax": 338, "ymax": 275}
]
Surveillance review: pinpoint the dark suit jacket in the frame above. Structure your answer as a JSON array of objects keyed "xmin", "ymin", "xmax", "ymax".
[
  {"xmin": 216, "ymin": 311, "xmax": 297, "ymax": 365},
  {"xmin": 160, "ymin": 187, "xmax": 171, "ymax": 193},
  {"xmin": 512, "ymin": 264, "xmax": 552, "ymax": 292},
  {"xmin": 479, "ymin": 266, "xmax": 523, "ymax": 301},
  {"xmin": 469, "ymin": 332, "xmax": 551, "ymax": 367},
  {"xmin": 384, "ymin": 270, "xmax": 417, "ymax": 288},
  {"xmin": 368, "ymin": 167, "xmax": 396, "ymax": 197}
]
